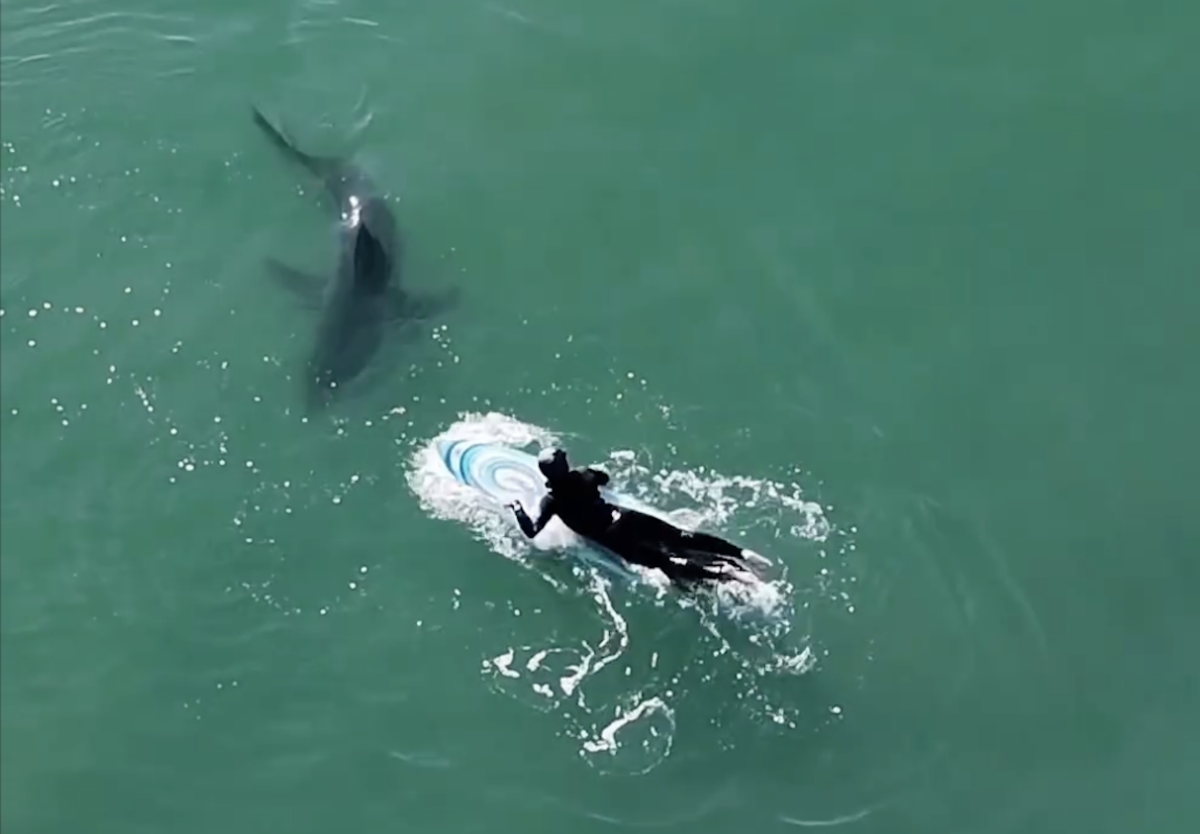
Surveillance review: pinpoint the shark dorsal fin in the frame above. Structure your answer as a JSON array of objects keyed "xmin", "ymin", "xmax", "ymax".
[{"xmin": 353, "ymin": 223, "xmax": 390, "ymax": 291}]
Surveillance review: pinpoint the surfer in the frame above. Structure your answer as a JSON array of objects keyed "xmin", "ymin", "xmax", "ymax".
[{"xmin": 508, "ymin": 448, "xmax": 770, "ymax": 588}]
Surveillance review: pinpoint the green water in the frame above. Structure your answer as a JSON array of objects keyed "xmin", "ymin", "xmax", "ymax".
[{"xmin": 3, "ymin": 1, "xmax": 1198, "ymax": 831}]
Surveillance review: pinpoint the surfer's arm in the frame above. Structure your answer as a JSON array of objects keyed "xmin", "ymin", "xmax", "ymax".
[{"xmin": 511, "ymin": 495, "xmax": 555, "ymax": 538}]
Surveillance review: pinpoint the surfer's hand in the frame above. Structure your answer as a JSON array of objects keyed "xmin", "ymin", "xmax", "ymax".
[{"xmin": 507, "ymin": 500, "xmax": 521, "ymax": 513}]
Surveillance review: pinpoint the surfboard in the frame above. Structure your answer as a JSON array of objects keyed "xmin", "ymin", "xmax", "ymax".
[{"xmin": 434, "ymin": 438, "xmax": 673, "ymax": 581}]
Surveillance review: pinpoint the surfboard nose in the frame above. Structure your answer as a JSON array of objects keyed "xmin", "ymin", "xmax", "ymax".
[{"xmin": 435, "ymin": 439, "xmax": 459, "ymax": 466}]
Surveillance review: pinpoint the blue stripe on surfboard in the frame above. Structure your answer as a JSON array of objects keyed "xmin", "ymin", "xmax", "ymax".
[{"xmin": 435, "ymin": 439, "xmax": 643, "ymax": 581}]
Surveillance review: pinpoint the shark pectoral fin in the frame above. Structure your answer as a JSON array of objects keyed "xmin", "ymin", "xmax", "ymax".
[
  {"xmin": 265, "ymin": 258, "xmax": 325, "ymax": 308},
  {"xmin": 391, "ymin": 286, "xmax": 461, "ymax": 323}
]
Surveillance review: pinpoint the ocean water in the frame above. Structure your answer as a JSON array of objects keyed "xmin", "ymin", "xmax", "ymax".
[{"xmin": 2, "ymin": 1, "xmax": 1198, "ymax": 832}]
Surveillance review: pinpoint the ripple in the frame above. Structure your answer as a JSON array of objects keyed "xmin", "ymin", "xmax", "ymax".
[{"xmin": 0, "ymin": 1, "xmax": 249, "ymax": 96}]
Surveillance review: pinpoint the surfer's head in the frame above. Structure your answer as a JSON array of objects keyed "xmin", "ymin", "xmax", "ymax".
[{"xmin": 537, "ymin": 447, "xmax": 570, "ymax": 484}]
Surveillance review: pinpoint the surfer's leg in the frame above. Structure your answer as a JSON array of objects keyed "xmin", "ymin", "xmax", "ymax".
[
  {"xmin": 619, "ymin": 513, "xmax": 744, "ymax": 566},
  {"xmin": 669, "ymin": 526, "xmax": 773, "ymax": 577},
  {"xmin": 678, "ymin": 530, "xmax": 744, "ymax": 559},
  {"xmin": 600, "ymin": 512, "xmax": 728, "ymax": 585},
  {"xmin": 636, "ymin": 515, "xmax": 766, "ymax": 582}
]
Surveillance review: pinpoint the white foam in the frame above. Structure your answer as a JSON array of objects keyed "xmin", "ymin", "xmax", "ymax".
[{"xmin": 579, "ymin": 695, "xmax": 676, "ymax": 776}]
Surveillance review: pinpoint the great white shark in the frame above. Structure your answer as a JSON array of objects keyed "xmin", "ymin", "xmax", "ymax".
[{"xmin": 251, "ymin": 106, "xmax": 458, "ymax": 411}]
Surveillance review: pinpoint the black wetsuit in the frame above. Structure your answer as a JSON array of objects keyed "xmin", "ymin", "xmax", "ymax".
[{"xmin": 512, "ymin": 467, "xmax": 752, "ymax": 587}]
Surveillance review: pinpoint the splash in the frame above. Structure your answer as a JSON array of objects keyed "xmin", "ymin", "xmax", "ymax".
[{"xmin": 406, "ymin": 411, "xmax": 842, "ymax": 772}]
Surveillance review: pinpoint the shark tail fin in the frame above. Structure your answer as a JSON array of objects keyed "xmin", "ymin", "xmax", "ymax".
[{"xmin": 251, "ymin": 105, "xmax": 336, "ymax": 180}]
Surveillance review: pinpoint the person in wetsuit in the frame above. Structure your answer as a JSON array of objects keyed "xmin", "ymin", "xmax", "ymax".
[{"xmin": 508, "ymin": 447, "xmax": 768, "ymax": 588}]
